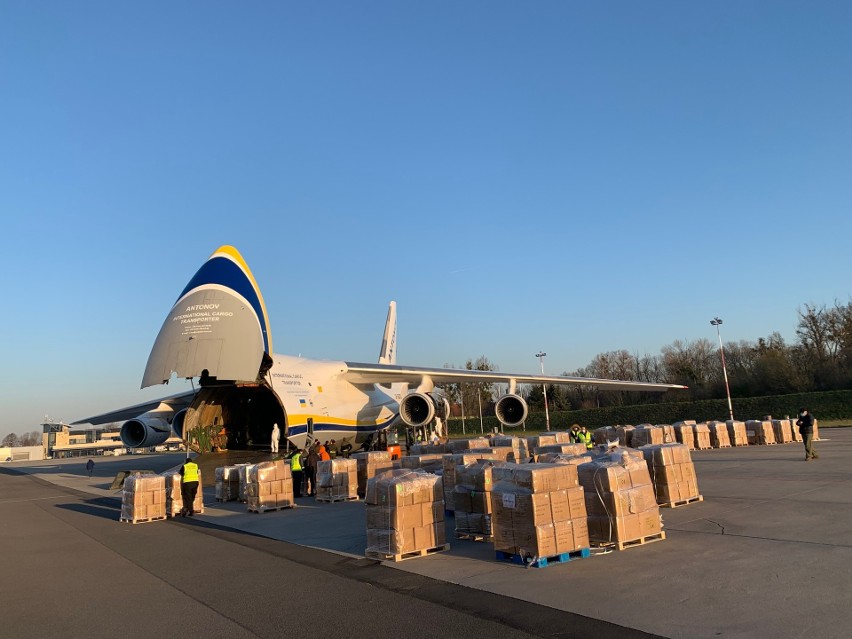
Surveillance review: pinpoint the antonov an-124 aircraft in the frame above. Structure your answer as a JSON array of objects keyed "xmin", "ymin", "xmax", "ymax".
[{"xmin": 75, "ymin": 246, "xmax": 685, "ymax": 451}]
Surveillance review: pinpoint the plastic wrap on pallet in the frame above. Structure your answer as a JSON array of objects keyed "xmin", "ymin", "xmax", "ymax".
[
  {"xmin": 693, "ymin": 423, "xmax": 713, "ymax": 449},
  {"xmin": 593, "ymin": 426, "xmax": 617, "ymax": 446},
  {"xmin": 442, "ymin": 452, "xmax": 497, "ymax": 511},
  {"xmin": 398, "ymin": 454, "xmax": 444, "ymax": 474},
  {"xmin": 637, "ymin": 443, "xmax": 700, "ymax": 505},
  {"xmin": 352, "ymin": 451, "xmax": 394, "ymax": 497},
  {"xmin": 409, "ymin": 443, "xmax": 447, "ymax": 455},
  {"xmin": 707, "ymin": 422, "xmax": 732, "ymax": 448},
  {"xmin": 163, "ymin": 470, "xmax": 205, "ymax": 517},
  {"xmin": 488, "ymin": 436, "xmax": 530, "ymax": 461},
  {"xmin": 445, "ymin": 437, "xmax": 490, "ymax": 453},
  {"xmin": 745, "ymin": 420, "xmax": 776, "ymax": 445},
  {"xmin": 673, "ymin": 423, "xmax": 696, "ymax": 449},
  {"xmin": 726, "ymin": 420, "xmax": 749, "ymax": 446},
  {"xmin": 121, "ymin": 474, "xmax": 166, "ymax": 522},
  {"xmin": 771, "ymin": 419, "xmax": 793, "ymax": 444},
  {"xmin": 789, "ymin": 418, "xmax": 803, "ymax": 442},
  {"xmin": 316, "ymin": 458, "xmax": 358, "ymax": 500},
  {"xmin": 577, "ymin": 454, "xmax": 662, "ymax": 546},
  {"xmin": 534, "ymin": 443, "xmax": 588, "ymax": 457},
  {"xmin": 214, "ymin": 465, "xmax": 241, "ymax": 501},
  {"xmin": 630, "ymin": 425, "xmax": 664, "ymax": 448},
  {"xmin": 491, "ymin": 463, "xmax": 579, "ymax": 495},
  {"xmin": 490, "ymin": 471, "xmax": 589, "ymax": 557},
  {"xmin": 365, "ymin": 469, "xmax": 445, "ymax": 555},
  {"xmin": 616, "ymin": 425, "xmax": 634, "ymax": 447},
  {"xmin": 536, "ymin": 452, "xmax": 594, "ymax": 465},
  {"xmin": 237, "ymin": 464, "xmax": 255, "ymax": 502},
  {"xmin": 246, "ymin": 460, "xmax": 294, "ymax": 511}
]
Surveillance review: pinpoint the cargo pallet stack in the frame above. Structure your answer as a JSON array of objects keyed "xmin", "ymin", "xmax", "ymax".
[
  {"xmin": 120, "ymin": 474, "xmax": 166, "ymax": 524},
  {"xmin": 707, "ymin": 422, "xmax": 732, "ymax": 448},
  {"xmin": 746, "ymin": 420, "xmax": 777, "ymax": 445},
  {"xmin": 533, "ymin": 443, "xmax": 587, "ymax": 459},
  {"xmin": 631, "ymin": 425, "xmax": 664, "ymax": 448},
  {"xmin": 247, "ymin": 460, "xmax": 295, "ymax": 513},
  {"xmin": 673, "ymin": 423, "xmax": 696, "ymax": 450},
  {"xmin": 365, "ymin": 468, "xmax": 447, "ymax": 561},
  {"xmin": 237, "ymin": 463, "xmax": 254, "ymax": 502},
  {"xmin": 164, "ymin": 470, "xmax": 204, "ymax": 517},
  {"xmin": 640, "ymin": 443, "xmax": 703, "ymax": 508},
  {"xmin": 352, "ymin": 451, "xmax": 394, "ymax": 498},
  {"xmin": 693, "ymin": 424, "xmax": 713, "ymax": 450},
  {"xmin": 442, "ymin": 452, "xmax": 497, "ymax": 513},
  {"xmin": 489, "ymin": 435, "xmax": 530, "ymax": 462},
  {"xmin": 453, "ymin": 460, "xmax": 505, "ymax": 542},
  {"xmin": 399, "ymin": 453, "xmax": 444, "ymax": 474},
  {"xmin": 726, "ymin": 420, "xmax": 749, "ymax": 446},
  {"xmin": 215, "ymin": 465, "xmax": 241, "ymax": 502},
  {"xmin": 579, "ymin": 450, "xmax": 665, "ymax": 551},
  {"xmin": 316, "ymin": 458, "xmax": 358, "ymax": 502},
  {"xmin": 491, "ymin": 464, "xmax": 590, "ymax": 568},
  {"xmin": 772, "ymin": 419, "xmax": 794, "ymax": 444}
]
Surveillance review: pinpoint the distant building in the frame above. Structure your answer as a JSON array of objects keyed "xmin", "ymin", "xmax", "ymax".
[
  {"xmin": 0, "ymin": 446, "xmax": 43, "ymax": 462},
  {"xmin": 41, "ymin": 419, "xmax": 183, "ymax": 459}
]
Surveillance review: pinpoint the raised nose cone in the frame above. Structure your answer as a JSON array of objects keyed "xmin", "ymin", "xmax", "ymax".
[{"xmin": 141, "ymin": 246, "xmax": 273, "ymax": 388}]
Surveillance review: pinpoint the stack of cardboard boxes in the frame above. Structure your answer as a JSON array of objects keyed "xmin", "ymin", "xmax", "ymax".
[
  {"xmin": 593, "ymin": 426, "xmax": 618, "ymax": 445},
  {"xmin": 489, "ymin": 436, "xmax": 530, "ymax": 461},
  {"xmin": 746, "ymin": 420, "xmax": 776, "ymax": 445},
  {"xmin": 365, "ymin": 469, "xmax": 446, "ymax": 558},
  {"xmin": 616, "ymin": 425, "xmax": 634, "ymax": 447},
  {"xmin": 790, "ymin": 418, "xmax": 803, "ymax": 443},
  {"xmin": 121, "ymin": 474, "xmax": 166, "ymax": 523},
  {"xmin": 578, "ymin": 451, "xmax": 663, "ymax": 548},
  {"xmin": 694, "ymin": 424, "xmax": 713, "ymax": 449},
  {"xmin": 237, "ymin": 463, "xmax": 254, "ymax": 502},
  {"xmin": 214, "ymin": 465, "xmax": 241, "ymax": 502},
  {"xmin": 316, "ymin": 458, "xmax": 358, "ymax": 501},
  {"xmin": 534, "ymin": 443, "xmax": 587, "ymax": 458},
  {"xmin": 639, "ymin": 443, "xmax": 701, "ymax": 506},
  {"xmin": 490, "ymin": 464, "xmax": 589, "ymax": 559},
  {"xmin": 707, "ymin": 422, "xmax": 732, "ymax": 448},
  {"xmin": 674, "ymin": 423, "xmax": 696, "ymax": 450},
  {"xmin": 246, "ymin": 460, "xmax": 294, "ymax": 513},
  {"xmin": 726, "ymin": 420, "xmax": 749, "ymax": 446},
  {"xmin": 446, "ymin": 438, "xmax": 490, "ymax": 453},
  {"xmin": 453, "ymin": 460, "xmax": 505, "ymax": 539},
  {"xmin": 771, "ymin": 419, "xmax": 794, "ymax": 444},
  {"xmin": 442, "ymin": 452, "xmax": 497, "ymax": 511},
  {"xmin": 399, "ymin": 454, "xmax": 444, "ymax": 474},
  {"xmin": 352, "ymin": 451, "xmax": 394, "ymax": 498},
  {"xmin": 163, "ymin": 470, "xmax": 204, "ymax": 517},
  {"xmin": 631, "ymin": 426, "xmax": 664, "ymax": 447}
]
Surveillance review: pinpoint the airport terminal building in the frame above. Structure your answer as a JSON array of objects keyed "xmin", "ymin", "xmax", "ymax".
[{"xmin": 40, "ymin": 420, "xmax": 182, "ymax": 459}]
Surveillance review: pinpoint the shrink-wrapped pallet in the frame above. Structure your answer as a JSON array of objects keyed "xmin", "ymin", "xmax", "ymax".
[
  {"xmin": 534, "ymin": 443, "xmax": 588, "ymax": 457},
  {"xmin": 215, "ymin": 465, "xmax": 241, "ymax": 502},
  {"xmin": 707, "ymin": 422, "xmax": 731, "ymax": 448},
  {"xmin": 164, "ymin": 470, "xmax": 205, "ymax": 517},
  {"xmin": 639, "ymin": 443, "xmax": 701, "ymax": 506},
  {"xmin": 616, "ymin": 425, "xmax": 634, "ymax": 447},
  {"xmin": 316, "ymin": 458, "xmax": 358, "ymax": 501},
  {"xmin": 656, "ymin": 424, "xmax": 677, "ymax": 444},
  {"xmin": 552, "ymin": 431, "xmax": 573, "ymax": 444},
  {"xmin": 365, "ymin": 469, "xmax": 446, "ymax": 557},
  {"xmin": 121, "ymin": 474, "xmax": 166, "ymax": 523},
  {"xmin": 578, "ymin": 452, "xmax": 663, "ymax": 548},
  {"xmin": 526, "ymin": 434, "xmax": 558, "ymax": 450},
  {"xmin": 593, "ymin": 426, "xmax": 618, "ymax": 446},
  {"xmin": 694, "ymin": 423, "xmax": 713, "ymax": 450},
  {"xmin": 490, "ymin": 464, "xmax": 589, "ymax": 559},
  {"xmin": 453, "ymin": 460, "xmax": 503, "ymax": 538},
  {"xmin": 812, "ymin": 418, "xmax": 821, "ymax": 441},
  {"xmin": 409, "ymin": 443, "xmax": 447, "ymax": 455},
  {"xmin": 237, "ymin": 463, "xmax": 255, "ymax": 502},
  {"xmin": 489, "ymin": 436, "xmax": 530, "ymax": 461},
  {"xmin": 446, "ymin": 437, "xmax": 490, "ymax": 453},
  {"xmin": 771, "ymin": 419, "xmax": 794, "ymax": 444},
  {"xmin": 630, "ymin": 426, "xmax": 664, "ymax": 448},
  {"xmin": 746, "ymin": 420, "xmax": 776, "ymax": 445},
  {"xmin": 246, "ymin": 460, "xmax": 294, "ymax": 512},
  {"xmin": 442, "ymin": 452, "xmax": 497, "ymax": 511},
  {"xmin": 537, "ymin": 452, "xmax": 594, "ymax": 465},
  {"xmin": 673, "ymin": 424, "xmax": 696, "ymax": 449},
  {"xmin": 790, "ymin": 418, "xmax": 803, "ymax": 442},
  {"xmin": 399, "ymin": 454, "xmax": 444, "ymax": 474},
  {"xmin": 352, "ymin": 451, "xmax": 394, "ymax": 497},
  {"xmin": 726, "ymin": 420, "xmax": 749, "ymax": 446}
]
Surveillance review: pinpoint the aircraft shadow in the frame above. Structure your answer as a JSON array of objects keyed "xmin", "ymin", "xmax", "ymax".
[{"xmin": 55, "ymin": 499, "xmax": 120, "ymax": 521}]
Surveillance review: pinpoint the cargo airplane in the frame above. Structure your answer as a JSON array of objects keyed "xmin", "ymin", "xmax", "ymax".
[{"xmin": 75, "ymin": 246, "xmax": 685, "ymax": 451}]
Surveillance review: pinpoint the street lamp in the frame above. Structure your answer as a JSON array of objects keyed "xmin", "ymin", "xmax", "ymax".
[
  {"xmin": 535, "ymin": 352, "xmax": 551, "ymax": 431},
  {"xmin": 711, "ymin": 317, "xmax": 734, "ymax": 421}
]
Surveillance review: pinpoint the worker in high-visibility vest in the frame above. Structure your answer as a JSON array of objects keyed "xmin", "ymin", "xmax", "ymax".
[
  {"xmin": 179, "ymin": 456, "xmax": 200, "ymax": 517},
  {"xmin": 576, "ymin": 425, "xmax": 593, "ymax": 450},
  {"xmin": 289, "ymin": 448, "xmax": 303, "ymax": 498}
]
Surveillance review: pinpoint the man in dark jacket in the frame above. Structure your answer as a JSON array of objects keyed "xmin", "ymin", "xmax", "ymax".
[
  {"xmin": 303, "ymin": 446, "xmax": 319, "ymax": 496},
  {"xmin": 796, "ymin": 408, "xmax": 818, "ymax": 461}
]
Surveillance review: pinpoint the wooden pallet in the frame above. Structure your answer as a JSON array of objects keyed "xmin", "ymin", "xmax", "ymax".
[
  {"xmin": 660, "ymin": 495, "xmax": 704, "ymax": 509},
  {"xmin": 495, "ymin": 547, "xmax": 590, "ymax": 568},
  {"xmin": 714, "ymin": 444, "xmax": 732, "ymax": 449},
  {"xmin": 248, "ymin": 504, "xmax": 296, "ymax": 513},
  {"xmin": 315, "ymin": 495, "xmax": 359, "ymax": 503},
  {"xmin": 366, "ymin": 543, "xmax": 450, "ymax": 562},
  {"xmin": 119, "ymin": 515, "xmax": 166, "ymax": 525},
  {"xmin": 592, "ymin": 531, "xmax": 666, "ymax": 551},
  {"xmin": 454, "ymin": 531, "xmax": 493, "ymax": 543}
]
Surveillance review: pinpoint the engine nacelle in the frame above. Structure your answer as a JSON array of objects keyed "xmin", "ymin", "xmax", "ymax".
[
  {"xmin": 399, "ymin": 392, "xmax": 449, "ymax": 428},
  {"xmin": 495, "ymin": 394, "xmax": 528, "ymax": 427},
  {"xmin": 120, "ymin": 410, "xmax": 174, "ymax": 449},
  {"xmin": 172, "ymin": 408, "xmax": 189, "ymax": 440}
]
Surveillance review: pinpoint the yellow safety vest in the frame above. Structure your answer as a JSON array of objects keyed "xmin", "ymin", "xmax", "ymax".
[
  {"xmin": 182, "ymin": 461, "xmax": 200, "ymax": 483},
  {"xmin": 577, "ymin": 430, "xmax": 593, "ymax": 449},
  {"xmin": 290, "ymin": 452, "xmax": 302, "ymax": 472}
]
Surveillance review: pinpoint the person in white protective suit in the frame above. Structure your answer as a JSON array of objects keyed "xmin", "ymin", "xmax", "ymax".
[{"xmin": 271, "ymin": 423, "xmax": 280, "ymax": 454}]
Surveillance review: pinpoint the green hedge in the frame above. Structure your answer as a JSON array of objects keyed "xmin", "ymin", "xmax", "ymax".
[{"xmin": 445, "ymin": 390, "xmax": 852, "ymax": 434}]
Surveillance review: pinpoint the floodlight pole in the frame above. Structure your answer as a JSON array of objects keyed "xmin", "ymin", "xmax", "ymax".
[
  {"xmin": 536, "ymin": 352, "xmax": 551, "ymax": 431},
  {"xmin": 711, "ymin": 317, "xmax": 734, "ymax": 421}
]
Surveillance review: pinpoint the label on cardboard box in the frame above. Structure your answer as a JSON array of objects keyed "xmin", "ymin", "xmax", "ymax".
[{"xmin": 502, "ymin": 493, "xmax": 516, "ymax": 509}]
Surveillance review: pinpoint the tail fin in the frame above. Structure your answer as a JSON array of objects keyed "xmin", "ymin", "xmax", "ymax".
[
  {"xmin": 378, "ymin": 301, "xmax": 397, "ymax": 365},
  {"xmin": 141, "ymin": 246, "xmax": 272, "ymax": 388}
]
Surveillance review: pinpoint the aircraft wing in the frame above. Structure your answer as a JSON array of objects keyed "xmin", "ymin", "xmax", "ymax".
[
  {"xmin": 71, "ymin": 390, "xmax": 198, "ymax": 426},
  {"xmin": 342, "ymin": 362, "xmax": 686, "ymax": 392}
]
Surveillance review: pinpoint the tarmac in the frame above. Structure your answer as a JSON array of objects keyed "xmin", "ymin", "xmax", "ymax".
[{"xmin": 3, "ymin": 428, "xmax": 850, "ymax": 639}]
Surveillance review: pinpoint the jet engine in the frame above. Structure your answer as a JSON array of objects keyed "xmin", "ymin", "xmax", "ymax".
[
  {"xmin": 399, "ymin": 392, "xmax": 450, "ymax": 428},
  {"xmin": 495, "ymin": 394, "xmax": 528, "ymax": 428},
  {"xmin": 120, "ymin": 408, "xmax": 174, "ymax": 449},
  {"xmin": 171, "ymin": 408, "xmax": 189, "ymax": 440}
]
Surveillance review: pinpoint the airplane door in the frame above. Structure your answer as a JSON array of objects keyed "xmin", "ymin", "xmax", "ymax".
[{"xmin": 306, "ymin": 418, "xmax": 314, "ymax": 442}]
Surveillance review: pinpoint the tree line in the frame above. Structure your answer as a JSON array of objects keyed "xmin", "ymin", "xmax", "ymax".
[
  {"xmin": 441, "ymin": 300, "xmax": 852, "ymax": 416},
  {"xmin": 2, "ymin": 431, "xmax": 42, "ymax": 447}
]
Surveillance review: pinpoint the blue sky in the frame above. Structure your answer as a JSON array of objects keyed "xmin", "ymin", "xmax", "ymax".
[{"xmin": 1, "ymin": 2, "xmax": 850, "ymax": 438}]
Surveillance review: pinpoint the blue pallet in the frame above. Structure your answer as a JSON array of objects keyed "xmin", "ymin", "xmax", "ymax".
[{"xmin": 495, "ymin": 547, "xmax": 590, "ymax": 568}]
